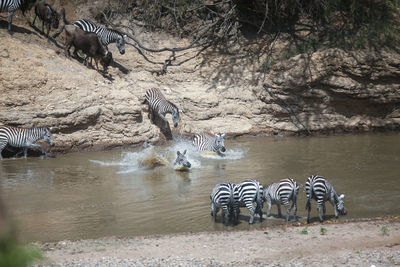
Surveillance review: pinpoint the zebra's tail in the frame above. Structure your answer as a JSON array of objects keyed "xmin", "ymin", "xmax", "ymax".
[{"xmin": 53, "ymin": 8, "xmax": 70, "ymax": 38}]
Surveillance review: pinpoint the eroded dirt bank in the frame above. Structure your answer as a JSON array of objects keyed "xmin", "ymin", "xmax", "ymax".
[
  {"xmin": 1, "ymin": 6, "xmax": 399, "ymax": 154},
  {"xmin": 37, "ymin": 217, "xmax": 400, "ymax": 266}
]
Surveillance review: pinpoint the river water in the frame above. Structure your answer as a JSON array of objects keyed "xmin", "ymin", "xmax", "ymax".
[{"xmin": 1, "ymin": 132, "xmax": 399, "ymax": 242}]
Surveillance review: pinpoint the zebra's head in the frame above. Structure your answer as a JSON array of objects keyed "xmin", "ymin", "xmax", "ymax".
[
  {"xmin": 116, "ymin": 34, "xmax": 126, "ymax": 55},
  {"xmin": 172, "ymin": 108, "xmax": 179, "ymax": 128},
  {"xmin": 336, "ymin": 194, "xmax": 347, "ymax": 215},
  {"xmin": 214, "ymin": 133, "xmax": 226, "ymax": 154},
  {"xmin": 174, "ymin": 150, "xmax": 191, "ymax": 169},
  {"xmin": 43, "ymin": 128, "xmax": 53, "ymax": 146}
]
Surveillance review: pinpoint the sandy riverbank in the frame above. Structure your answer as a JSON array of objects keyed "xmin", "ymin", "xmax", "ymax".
[{"xmin": 35, "ymin": 217, "xmax": 400, "ymax": 266}]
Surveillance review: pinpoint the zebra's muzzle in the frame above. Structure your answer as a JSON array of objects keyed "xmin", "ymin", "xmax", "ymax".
[{"xmin": 174, "ymin": 122, "xmax": 178, "ymax": 128}]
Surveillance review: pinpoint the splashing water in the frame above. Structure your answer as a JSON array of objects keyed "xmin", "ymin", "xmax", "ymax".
[{"xmin": 199, "ymin": 148, "xmax": 247, "ymax": 160}]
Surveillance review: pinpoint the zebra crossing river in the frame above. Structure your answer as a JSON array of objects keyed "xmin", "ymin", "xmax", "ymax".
[{"xmin": 1, "ymin": 132, "xmax": 399, "ymax": 242}]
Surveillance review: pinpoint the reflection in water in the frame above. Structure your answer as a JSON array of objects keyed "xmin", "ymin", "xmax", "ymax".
[{"xmin": 1, "ymin": 132, "xmax": 400, "ymax": 242}]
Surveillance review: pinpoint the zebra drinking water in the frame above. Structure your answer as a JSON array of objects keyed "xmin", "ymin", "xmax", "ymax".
[
  {"xmin": 210, "ymin": 182, "xmax": 238, "ymax": 224},
  {"xmin": 193, "ymin": 133, "xmax": 226, "ymax": 156},
  {"xmin": 144, "ymin": 88, "xmax": 180, "ymax": 128},
  {"xmin": 0, "ymin": 0, "xmax": 36, "ymax": 32},
  {"xmin": 305, "ymin": 175, "xmax": 347, "ymax": 223},
  {"xmin": 0, "ymin": 126, "xmax": 53, "ymax": 159},
  {"xmin": 263, "ymin": 178, "xmax": 299, "ymax": 222},
  {"xmin": 233, "ymin": 179, "xmax": 263, "ymax": 224},
  {"xmin": 73, "ymin": 18, "xmax": 126, "ymax": 55}
]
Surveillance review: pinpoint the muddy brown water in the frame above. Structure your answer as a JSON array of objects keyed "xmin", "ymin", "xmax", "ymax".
[{"xmin": 1, "ymin": 132, "xmax": 399, "ymax": 242}]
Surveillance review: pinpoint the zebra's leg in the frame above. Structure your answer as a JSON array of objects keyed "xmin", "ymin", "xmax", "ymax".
[
  {"xmin": 210, "ymin": 202, "xmax": 217, "ymax": 219},
  {"xmin": 0, "ymin": 141, "xmax": 7, "ymax": 160},
  {"xmin": 32, "ymin": 14, "xmax": 37, "ymax": 27},
  {"xmin": 283, "ymin": 200, "xmax": 290, "ymax": 222},
  {"xmin": 329, "ymin": 198, "xmax": 339, "ymax": 218},
  {"xmin": 317, "ymin": 201, "xmax": 324, "ymax": 222},
  {"xmin": 257, "ymin": 202, "xmax": 263, "ymax": 221},
  {"xmin": 8, "ymin": 11, "xmax": 14, "ymax": 33},
  {"xmin": 266, "ymin": 200, "xmax": 272, "ymax": 217},
  {"xmin": 306, "ymin": 199, "xmax": 312, "ymax": 223},
  {"xmin": 292, "ymin": 199, "xmax": 298, "ymax": 221},
  {"xmin": 323, "ymin": 202, "xmax": 327, "ymax": 219},
  {"xmin": 277, "ymin": 204, "xmax": 282, "ymax": 218},
  {"xmin": 246, "ymin": 203, "xmax": 255, "ymax": 224},
  {"xmin": 222, "ymin": 205, "xmax": 230, "ymax": 225},
  {"xmin": 25, "ymin": 143, "xmax": 45, "ymax": 157}
]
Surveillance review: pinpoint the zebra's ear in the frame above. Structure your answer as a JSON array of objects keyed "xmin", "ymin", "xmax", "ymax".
[
  {"xmin": 123, "ymin": 34, "xmax": 127, "ymax": 38},
  {"xmin": 221, "ymin": 133, "xmax": 226, "ymax": 138},
  {"xmin": 177, "ymin": 151, "xmax": 181, "ymax": 156},
  {"xmin": 178, "ymin": 109, "xmax": 184, "ymax": 113},
  {"xmin": 49, "ymin": 127, "xmax": 53, "ymax": 132},
  {"xmin": 183, "ymin": 150, "xmax": 187, "ymax": 155},
  {"xmin": 339, "ymin": 194, "xmax": 345, "ymax": 199}
]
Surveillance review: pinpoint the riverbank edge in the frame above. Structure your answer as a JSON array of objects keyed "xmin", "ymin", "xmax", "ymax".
[{"xmin": 34, "ymin": 216, "xmax": 400, "ymax": 266}]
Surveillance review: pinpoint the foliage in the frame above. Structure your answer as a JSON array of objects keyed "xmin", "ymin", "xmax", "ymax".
[
  {"xmin": 381, "ymin": 226, "xmax": 389, "ymax": 234},
  {"xmin": 300, "ymin": 227, "xmax": 308, "ymax": 235},
  {"xmin": 0, "ymin": 233, "xmax": 43, "ymax": 267},
  {"xmin": 92, "ymin": 0, "xmax": 400, "ymax": 74},
  {"xmin": 320, "ymin": 227, "xmax": 328, "ymax": 235}
]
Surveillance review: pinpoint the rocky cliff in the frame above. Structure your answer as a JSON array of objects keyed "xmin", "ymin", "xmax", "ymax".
[{"xmin": 0, "ymin": 11, "xmax": 399, "ymax": 155}]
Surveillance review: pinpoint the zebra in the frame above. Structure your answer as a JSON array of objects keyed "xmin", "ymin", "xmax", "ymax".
[
  {"xmin": 174, "ymin": 150, "xmax": 191, "ymax": 169},
  {"xmin": 144, "ymin": 88, "xmax": 180, "ymax": 128},
  {"xmin": 193, "ymin": 133, "xmax": 226, "ymax": 156},
  {"xmin": 233, "ymin": 179, "xmax": 263, "ymax": 224},
  {"xmin": 263, "ymin": 178, "xmax": 299, "ymax": 222},
  {"xmin": 210, "ymin": 182, "xmax": 238, "ymax": 224},
  {"xmin": 73, "ymin": 18, "xmax": 126, "ymax": 55},
  {"xmin": 305, "ymin": 175, "xmax": 347, "ymax": 223},
  {"xmin": 0, "ymin": 126, "xmax": 53, "ymax": 159},
  {"xmin": 0, "ymin": 0, "xmax": 36, "ymax": 32}
]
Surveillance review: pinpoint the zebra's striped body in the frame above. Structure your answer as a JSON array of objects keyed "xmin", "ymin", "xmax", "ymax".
[
  {"xmin": 193, "ymin": 133, "xmax": 226, "ymax": 155},
  {"xmin": 73, "ymin": 19, "xmax": 126, "ymax": 54},
  {"xmin": 305, "ymin": 175, "xmax": 347, "ymax": 223},
  {"xmin": 210, "ymin": 182, "xmax": 238, "ymax": 224},
  {"xmin": 145, "ymin": 88, "xmax": 180, "ymax": 128},
  {"xmin": 0, "ymin": 0, "xmax": 35, "ymax": 32},
  {"xmin": 263, "ymin": 178, "xmax": 299, "ymax": 222},
  {"xmin": 0, "ymin": 126, "xmax": 53, "ymax": 159},
  {"xmin": 233, "ymin": 179, "xmax": 263, "ymax": 224}
]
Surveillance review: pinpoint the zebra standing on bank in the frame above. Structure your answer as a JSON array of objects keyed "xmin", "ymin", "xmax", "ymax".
[
  {"xmin": 263, "ymin": 178, "xmax": 299, "ymax": 222},
  {"xmin": 210, "ymin": 182, "xmax": 238, "ymax": 224},
  {"xmin": 305, "ymin": 175, "xmax": 347, "ymax": 223},
  {"xmin": 233, "ymin": 179, "xmax": 263, "ymax": 224},
  {"xmin": 0, "ymin": 126, "xmax": 53, "ymax": 159},
  {"xmin": 73, "ymin": 18, "xmax": 126, "ymax": 55},
  {"xmin": 193, "ymin": 133, "xmax": 226, "ymax": 156},
  {"xmin": 0, "ymin": 0, "xmax": 36, "ymax": 32},
  {"xmin": 144, "ymin": 88, "xmax": 180, "ymax": 128}
]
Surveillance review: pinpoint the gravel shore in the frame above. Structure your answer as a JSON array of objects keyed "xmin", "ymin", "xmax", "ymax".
[{"xmin": 34, "ymin": 217, "xmax": 400, "ymax": 266}]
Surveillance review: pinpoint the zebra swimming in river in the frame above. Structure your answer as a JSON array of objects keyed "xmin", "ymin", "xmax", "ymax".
[
  {"xmin": 233, "ymin": 179, "xmax": 263, "ymax": 224},
  {"xmin": 144, "ymin": 88, "xmax": 180, "ymax": 128},
  {"xmin": 0, "ymin": 0, "xmax": 36, "ymax": 32},
  {"xmin": 193, "ymin": 133, "xmax": 226, "ymax": 156},
  {"xmin": 305, "ymin": 175, "xmax": 347, "ymax": 223},
  {"xmin": 174, "ymin": 150, "xmax": 191, "ymax": 171},
  {"xmin": 0, "ymin": 126, "xmax": 53, "ymax": 159},
  {"xmin": 210, "ymin": 182, "xmax": 238, "ymax": 224},
  {"xmin": 263, "ymin": 178, "xmax": 299, "ymax": 222}
]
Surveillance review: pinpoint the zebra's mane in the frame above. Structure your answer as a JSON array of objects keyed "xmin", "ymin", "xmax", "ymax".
[{"xmin": 167, "ymin": 100, "xmax": 179, "ymax": 113}]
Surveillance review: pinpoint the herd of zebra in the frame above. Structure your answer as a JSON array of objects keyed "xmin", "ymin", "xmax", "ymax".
[
  {"xmin": 1, "ymin": 1, "xmax": 348, "ymax": 226},
  {"xmin": 211, "ymin": 175, "xmax": 347, "ymax": 225}
]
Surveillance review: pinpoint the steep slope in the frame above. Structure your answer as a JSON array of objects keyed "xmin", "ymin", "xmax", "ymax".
[{"xmin": 0, "ymin": 6, "xmax": 399, "ymax": 154}]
